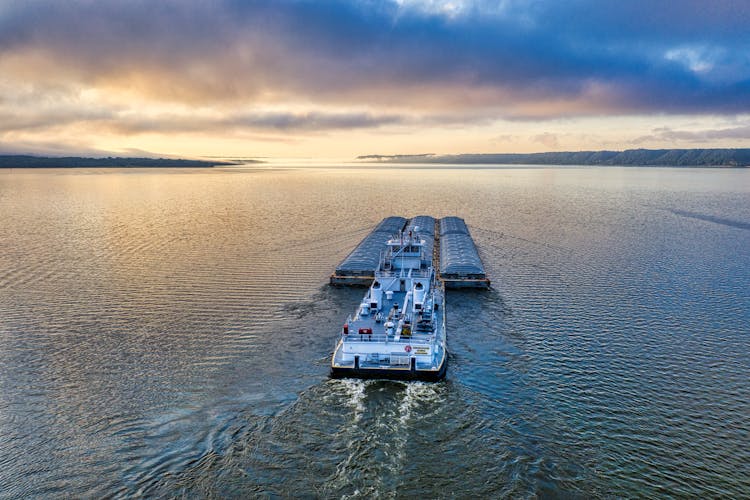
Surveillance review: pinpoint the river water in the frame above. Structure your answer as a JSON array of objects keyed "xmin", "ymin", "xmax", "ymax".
[{"xmin": 1, "ymin": 165, "xmax": 748, "ymax": 498}]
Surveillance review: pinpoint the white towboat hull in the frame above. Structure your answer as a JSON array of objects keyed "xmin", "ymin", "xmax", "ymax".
[
  {"xmin": 330, "ymin": 310, "xmax": 447, "ymax": 382},
  {"xmin": 330, "ymin": 351, "xmax": 447, "ymax": 381},
  {"xmin": 331, "ymin": 224, "xmax": 447, "ymax": 382}
]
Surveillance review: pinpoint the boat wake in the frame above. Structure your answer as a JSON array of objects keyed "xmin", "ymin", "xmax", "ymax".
[{"xmin": 321, "ymin": 379, "xmax": 446, "ymax": 497}]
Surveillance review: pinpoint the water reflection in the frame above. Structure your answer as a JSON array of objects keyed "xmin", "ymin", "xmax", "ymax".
[{"xmin": 0, "ymin": 166, "xmax": 748, "ymax": 497}]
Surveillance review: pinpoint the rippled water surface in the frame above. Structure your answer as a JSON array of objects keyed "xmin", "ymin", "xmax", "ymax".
[{"xmin": 1, "ymin": 166, "xmax": 749, "ymax": 498}]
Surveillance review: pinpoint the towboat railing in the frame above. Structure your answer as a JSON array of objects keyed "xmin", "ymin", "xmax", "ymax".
[
  {"xmin": 341, "ymin": 334, "xmax": 435, "ymax": 344},
  {"xmin": 376, "ymin": 269, "xmax": 431, "ymax": 278}
]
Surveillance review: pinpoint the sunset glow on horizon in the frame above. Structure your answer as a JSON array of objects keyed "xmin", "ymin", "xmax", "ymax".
[{"xmin": 1, "ymin": 0, "xmax": 749, "ymax": 159}]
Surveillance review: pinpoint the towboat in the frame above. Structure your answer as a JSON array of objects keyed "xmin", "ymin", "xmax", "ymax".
[{"xmin": 331, "ymin": 227, "xmax": 447, "ymax": 381}]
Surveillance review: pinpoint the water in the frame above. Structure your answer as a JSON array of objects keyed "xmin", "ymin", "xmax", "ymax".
[{"xmin": 1, "ymin": 166, "xmax": 748, "ymax": 497}]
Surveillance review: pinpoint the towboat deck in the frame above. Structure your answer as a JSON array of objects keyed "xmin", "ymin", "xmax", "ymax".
[
  {"xmin": 331, "ymin": 287, "xmax": 446, "ymax": 373},
  {"xmin": 330, "ymin": 225, "xmax": 448, "ymax": 381}
]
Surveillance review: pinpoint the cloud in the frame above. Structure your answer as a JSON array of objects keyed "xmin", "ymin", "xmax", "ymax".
[
  {"xmin": 0, "ymin": 106, "xmax": 404, "ymax": 143},
  {"xmin": 0, "ymin": 0, "xmax": 750, "ymax": 154},
  {"xmin": 491, "ymin": 134, "xmax": 519, "ymax": 145},
  {"xmin": 0, "ymin": 108, "xmax": 114, "ymax": 134},
  {"xmin": 227, "ymin": 111, "xmax": 404, "ymax": 132},
  {"xmin": 108, "ymin": 110, "xmax": 405, "ymax": 134},
  {"xmin": 632, "ymin": 124, "xmax": 750, "ymax": 145},
  {"xmin": 1, "ymin": 0, "xmax": 749, "ymax": 122},
  {"xmin": 532, "ymin": 132, "xmax": 559, "ymax": 148}
]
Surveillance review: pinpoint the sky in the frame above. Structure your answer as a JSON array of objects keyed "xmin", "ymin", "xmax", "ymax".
[{"xmin": 1, "ymin": 0, "xmax": 749, "ymax": 159}]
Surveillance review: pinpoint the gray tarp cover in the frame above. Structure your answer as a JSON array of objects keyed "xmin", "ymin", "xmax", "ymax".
[
  {"xmin": 335, "ymin": 216, "xmax": 407, "ymax": 273},
  {"xmin": 439, "ymin": 217, "xmax": 485, "ymax": 276}
]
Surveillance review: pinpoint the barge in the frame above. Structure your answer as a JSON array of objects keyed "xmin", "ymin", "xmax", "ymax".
[
  {"xmin": 438, "ymin": 216, "xmax": 490, "ymax": 289},
  {"xmin": 329, "ymin": 216, "xmax": 406, "ymax": 286},
  {"xmin": 330, "ymin": 216, "xmax": 489, "ymax": 289}
]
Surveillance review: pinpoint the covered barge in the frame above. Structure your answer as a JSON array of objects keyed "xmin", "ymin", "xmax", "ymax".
[{"xmin": 330, "ymin": 216, "xmax": 489, "ymax": 289}]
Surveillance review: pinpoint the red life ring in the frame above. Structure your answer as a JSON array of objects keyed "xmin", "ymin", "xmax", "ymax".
[{"xmin": 404, "ymin": 345, "xmax": 412, "ymax": 353}]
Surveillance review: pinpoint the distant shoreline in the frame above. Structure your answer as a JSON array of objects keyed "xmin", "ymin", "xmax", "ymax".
[
  {"xmin": 357, "ymin": 148, "xmax": 750, "ymax": 167},
  {"xmin": 0, "ymin": 155, "xmax": 251, "ymax": 169}
]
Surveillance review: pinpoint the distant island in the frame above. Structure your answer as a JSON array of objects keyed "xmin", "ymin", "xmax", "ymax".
[
  {"xmin": 0, "ymin": 155, "xmax": 243, "ymax": 168},
  {"xmin": 358, "ymin": 148, "xmax": 750, "ymax": 167}
]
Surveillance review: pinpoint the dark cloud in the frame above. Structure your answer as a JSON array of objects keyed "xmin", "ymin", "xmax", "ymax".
[
  {"xmin": 0, "ymin": 105, "xmax": 403, "ymax": 136},
  {"xmin": 227, "ymin": 111, "xmax": 403, "ymax": 131},
  {"xmin": 1, "ymin": 1, "xmax": 749, "ymax": 118},
  {"xmin": 0, "ymin": 108, "xmax": 114, "ymax": 133},
  {"xmin": 108, "ymin": 110, "xmax": 404, "ymax": 134}
]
